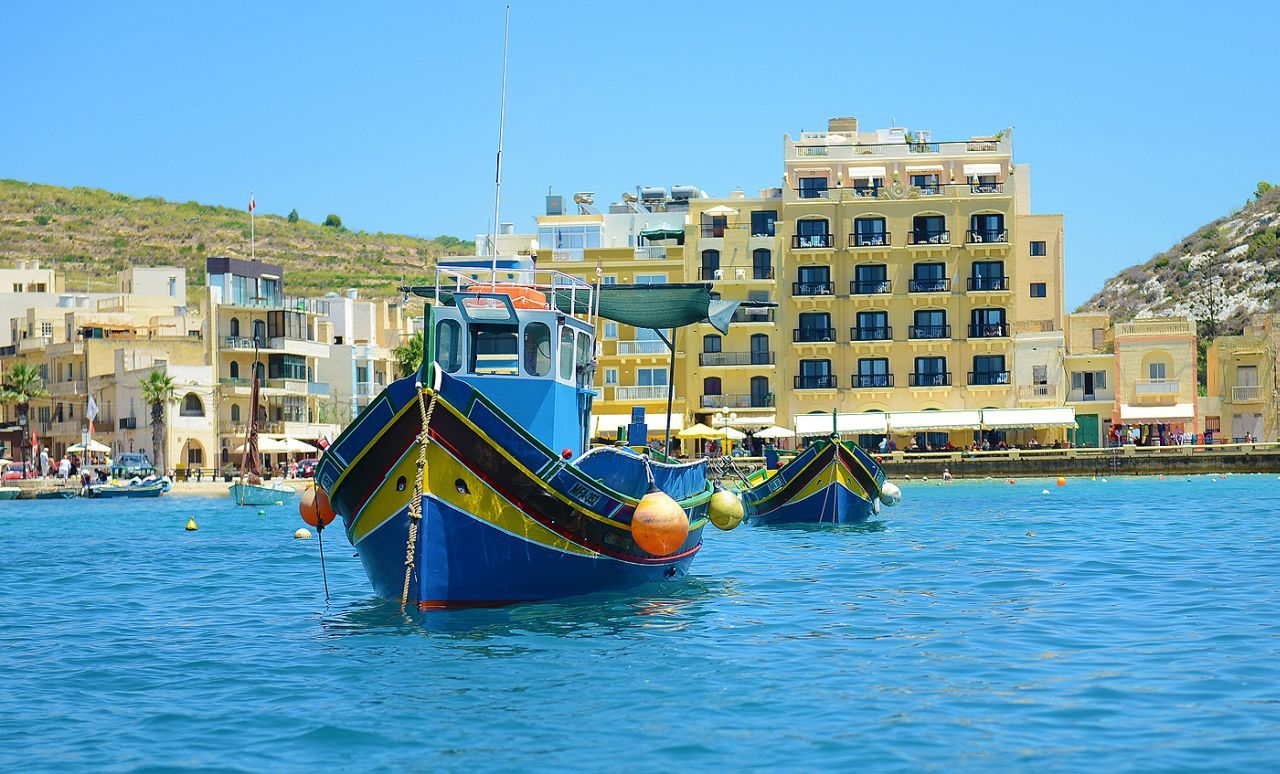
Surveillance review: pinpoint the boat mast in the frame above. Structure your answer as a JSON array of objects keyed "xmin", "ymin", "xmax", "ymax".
[{"xmin": 489, "ymin": 5, "xmax": 510, "ymax": 285}]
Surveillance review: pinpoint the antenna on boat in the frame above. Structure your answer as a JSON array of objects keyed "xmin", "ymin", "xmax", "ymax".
[{"xmin": 489, "ymin": 5, "xmax": 510, "ymax": 285}]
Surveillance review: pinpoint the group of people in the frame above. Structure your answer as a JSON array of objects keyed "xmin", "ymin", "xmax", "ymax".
[
  {"xmin": 1107, "ymin": 424, "xmax": 1212, "ymax": 447},
  {"xmin": 37, "ymin": 447, "xmax": 83, "ymax": 480}
]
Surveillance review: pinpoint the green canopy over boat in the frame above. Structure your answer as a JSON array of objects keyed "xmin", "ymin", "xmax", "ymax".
[{"xmin": 408, "ymin": 282, "xmax": 748, "ymax": 334}]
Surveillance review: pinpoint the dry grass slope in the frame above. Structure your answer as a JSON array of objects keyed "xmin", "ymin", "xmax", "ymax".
[{"xmin": 0, "ymin": 179, "xmax": 473, "ymax": 298}]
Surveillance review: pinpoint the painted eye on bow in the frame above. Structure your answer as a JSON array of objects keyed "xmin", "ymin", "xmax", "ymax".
[
  {"xmin": 396, "ymin": 476, "xmax": 407, "ymax": 492},
  {"xmin": 455, "ymin": 479, "xmax": 470, "ymax": 495}
]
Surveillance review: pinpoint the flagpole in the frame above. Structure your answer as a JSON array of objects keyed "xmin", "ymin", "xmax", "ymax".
[
  {"xmin": 250, "ymin": 190, "xmax": 255, "ymax": 261},
  {"xmin": 490, "ymin": 5, "xmax": 510, "ymax": 285}
]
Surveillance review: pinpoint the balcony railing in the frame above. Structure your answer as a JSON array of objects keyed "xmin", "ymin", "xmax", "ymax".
[
  {"xmin": 753, "ymin": 266, "xmax": 775, "ymax": 280},
  {"xmin": 616, "ymin": 340, "xmax": 669, "ymax": 356},
  {"xmin": 908, "ymin": 230, "xmax": 950, "ymax": 245},
  {"xmin": 909, "ymin": 372, "xmax": 952, "ymax": 387},
  {"xmin": 700, "ymin": 225, "xmax": 727, "ymax": 238},
  {"xmin": 731, "ymin": 308, "xmax": 776, "ymax": 324},
  {"xmin": 700, "ymin": 393, "xmax": 774, "ymax": 409},
  {"xmin": 355, "ymin": 381, "xmax": 376, "ymax": 397},
  {"xmin": 700, "ymin": 267, "xmax": 722, "ymax": 280},
  {"xmin": 967, "ymin": 229, "xmax": 1009, "ymax": 244},
  {"xmin": 224, "ymin": 336, "xmax": 267, "ymax": 350},
  {"xmin": 850, "ymin": 186, "xmax": 882, "ymax": 198},
  {"xmin": 914, "ymin": 183, "xmax": 944, "ymax": 195},
  {"xmin": 634, "ymin": 246, "xmax": 668, "ymax": 260},
  {"xmin": 969, "ymin": 371, "xmax": 1011, "ymax": 386},
  {"xmin": 307, "ymin": 382, "xmax": 331, "ymax": 396},
  {"xmin": 967, "ymin": 276, "xmax": 1010, "ymax": 291},
  {"xmin": 851, "ymin": 326, "xmax": 892, "ymax": 342},
  {"xmin": 794, "ymin": 375, "xmax": 837, "ymax": 389},
  {"xmin": 1019, "ymin": 384, "xmax": 1058, "ymax": 401},
  {"xmin": 792, "ymin": 234, "xmax": 834, "ymax": 249},
  {"xmin": 614, "ymin": 385, "xmax": 670, "ymax": 401},
  {"xmin": 699, "ymin": 351, "xmax": 775, "ymax": 367},
  {"xmin": 849, "ymin": 232, "xmax": 891, "ymax": 248},
  {"xmin": 852, "ymin": 373, "xmax": 894, "ymax": 388},
  {"xmin": 970, "ymin": 182, "xmax": 1005, "ymax": 194},
  {"xmin": 792, "ymin": 281, "xmax": 834, "ymax": 296},
  {"xmin": 794, "ymin": 327, "xmax": 837, "ymax": 343},
  {"xmin": 909, "ymin": 324, "xmax": 951, "ymax": 340},
  {"xmin": 1232, "ymin": 385, "xmax": 1261, "ymax": 402},
  {"xmin": 1135, "ymin": 379, "xmax": 1180, "ymax": 395},
  {"xmin": 850, "ymin": 279, "xmax": 891, "ymax": 295},
  {"xmin": 797, "ymin": 187, "xmax": 830, "ymax": 199},
  {"xmin": 909, "ymin": 277, "xmax": 951, "ymax": 293},
  {"xmin": 968, "ymin": 323, "xmax": 1009, "ymax": 338}
]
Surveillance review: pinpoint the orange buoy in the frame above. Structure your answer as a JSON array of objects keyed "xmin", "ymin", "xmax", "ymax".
[
  {"xmin": 631, "ymin": 487, "xmax": 689, "ymax": 556},
  {"xmin": 1056, "ymin": 477, "xmax": 1066, "ymax": 487},
  {"xmin": 300, "ymin": 487, "xmax": 337, "ymax": 529},
  {"xmin": 1008, "ymin": 479, "xmax": 1016, "ymax": 485}
]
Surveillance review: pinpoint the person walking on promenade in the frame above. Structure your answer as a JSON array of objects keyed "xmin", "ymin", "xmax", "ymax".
[{"xmin": 40, "ymin": 447, "xmax": 50, "ymax": 478}]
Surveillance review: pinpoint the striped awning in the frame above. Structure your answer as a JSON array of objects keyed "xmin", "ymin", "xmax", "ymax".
[{"xmin": 795, "ymin": 412, "xmax": 888, "ymax": 437}]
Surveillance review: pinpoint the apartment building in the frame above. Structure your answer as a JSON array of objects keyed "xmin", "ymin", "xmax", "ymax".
[{"xmin": 1205, "ymin": 314, "xmax": 1280, "ymax": 442}]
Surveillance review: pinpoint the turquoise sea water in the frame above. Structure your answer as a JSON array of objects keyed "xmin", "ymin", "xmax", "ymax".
[{"xmin": 2, "ymin": 475, "xmax": 1279, "ymax": 771}]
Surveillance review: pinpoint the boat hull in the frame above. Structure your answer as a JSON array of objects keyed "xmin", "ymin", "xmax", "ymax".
[
  {"xmin": 0, "ymin": 487, "xmax": 20, "ymax": 501},
  {"xmin": 319, "ymin": 374, "xmax": 711, "ymax": 608},
  {"xmin": 229, "ymin": 482, "xmax": 297, "ymax": 506},
  {"xmin": 87, "ymin": 482, "xmax": 166, "ymax": 498},
  {"xmin": 738, "ymin": 440, "xmax": 885, "ymax": 526},
  {"xmin": 35, "ymin": 489, "xmax": 78, "ymax": 500}
]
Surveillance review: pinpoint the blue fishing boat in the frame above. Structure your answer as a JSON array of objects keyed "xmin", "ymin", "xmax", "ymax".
[
  {"xmin": 731, "ymin": 422, "xmax": 901, "ymax": 526},
  {"xmin": 86, "ymin": 480, "xmax": 168, "ymax": 499},
  {"xmin": 314, "ymin": 264, "xmax": 748, "ymax": 608}
]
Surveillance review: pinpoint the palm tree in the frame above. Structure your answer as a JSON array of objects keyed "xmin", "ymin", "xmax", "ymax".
[
  {"xmin": 139, "ymin": 370, "xmax": 177, "ymax": 472},
  {"xmin": 394, "ymin": 330, "xmax": 424, "ymax": 378},
  {"xmin": 1, "ymin": 363, "xmax": 49, "ymax": 468}
]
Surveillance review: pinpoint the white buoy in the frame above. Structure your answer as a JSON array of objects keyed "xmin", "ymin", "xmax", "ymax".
[
  {"xmin": 1100, "ymin": 478, "xmax": 1108, "ymax": 483},
  {"xmin": 1041, "ymin": 489, "xmax": 1050, "ymax": 495},
  {"xmin": 879, "ymin": 481, "xmax": 902, "ymax": 507},
  {"xmin": 294, "ymin": 528, "xmax": 312, "ymax": 539}
]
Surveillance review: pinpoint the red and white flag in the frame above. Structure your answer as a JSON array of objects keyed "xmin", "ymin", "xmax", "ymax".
[{"xmin": 248, "ymin": 196, "xmax": 256, "ymax": 213}]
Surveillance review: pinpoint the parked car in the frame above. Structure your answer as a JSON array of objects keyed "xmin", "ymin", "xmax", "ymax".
[
  {"xmin": 295, "ymin": 458, "xmax": 318, "ymax": 478},
  {"xmin": 2, "ymin": 462, "xmax": 34, "ymax": 481},
  {"xmin": 111, "ymin": 453, "xmax": 155, "ymax": 479}
]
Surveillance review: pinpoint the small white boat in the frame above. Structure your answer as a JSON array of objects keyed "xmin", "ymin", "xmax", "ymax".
[
  {"xmin": 229, "ymin": 481, "xmax": 296, "ymax": 506},
  {"xmin": 0, "ymin": 487, "xmax": 21, "ymax": 501}
]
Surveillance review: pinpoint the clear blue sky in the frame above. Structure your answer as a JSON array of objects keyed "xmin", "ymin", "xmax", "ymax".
[{"xmin": 3, "ymin": 1, "xmax": 1277, "ymax": 306}]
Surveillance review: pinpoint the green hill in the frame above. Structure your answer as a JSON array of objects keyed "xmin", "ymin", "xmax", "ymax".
[{"xmin": 0, "ymin": 178, "xmax": 473, "ymax": 298}]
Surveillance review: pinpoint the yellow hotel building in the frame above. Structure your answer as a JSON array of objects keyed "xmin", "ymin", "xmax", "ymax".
[{"xmin": 531, "ymin": 116, "xmax": 1065, "ymax": 445}]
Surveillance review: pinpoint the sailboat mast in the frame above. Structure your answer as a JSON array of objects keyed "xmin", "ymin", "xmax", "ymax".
[{"xmin": 489, "ymin": 5, "xmax": 510, "ymax": 285}]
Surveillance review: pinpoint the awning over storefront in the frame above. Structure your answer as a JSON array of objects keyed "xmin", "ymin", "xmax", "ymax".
[
  {"xmin": 591, "ymin": 413, "xmax": 685, "ymax": 435},
  {"xmin": 847, "ymin": 165, "xmax": 887, "ymax": 178},
  {"xmin": 1118, "ymin": 403, "xmax": 1196, "ymax": 423},
  {"xmin": 963, "ymin": 162, "xmax": 1001, "ymax": 176},
  {"xmin": 889, "ymin": 410, "xmax": 983, "ymax": 432},
  {"xmin": 981, "ymin": 407, "xmax": 1078, "ymax": 430},
  {"xmin": 905, "ymin": 164, "xmax": 944, "ymax": 172},
  {"xmin": 795, "ymin": 412, "xmax": 888, "ymax": 437}
]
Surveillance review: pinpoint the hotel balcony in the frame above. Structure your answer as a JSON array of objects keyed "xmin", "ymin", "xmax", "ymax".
[
  {"xmin": 909, "ymin": 372, "xmax": 952, "ymax": 387},
  {"xmin": 1018, "ymin": 384, "xmax": 1059, "ymax": 402},
  {"xmin": 908, "ymin": 230, "xmax": 951, "ymax": 246},
  {"xmin": 849, "ymin": 279, "xmax": 891, "ymax": 295},
  {"xmin": 699, "ymin": 351, "xmax": 775, "ymax": 367},
  {"xmin": 1135, "ymin": 379, "xmax": 1180, "ymax": 396},
  {"xmin": 1231, "ymin": 385, "xmax": 1262, "ymax": 402},
  {"xmin": 966, "ymin": 229, "xmax": 1009, "ymax": 244},
  {"xmin": 794, "ymin": 375, "xmax": 837, "ymax": 390},
  {"xmin": 851, "ymin": 374, "xmax": 894, "ymax": 389},
  {"xmin": 848, "ymin": 232, "xmax": 891, "ymax": 248},
  {"xmin": 791, "ymin": 234, "xmax": 834, "ymax": 249},
  {"xmin": 793, "ymin": 327, "xmax": 837, "ymax": 343},
  {"xmin": 968, "ymin": 323, "xmax": 1009, "ymax": 338},
  {"xmin": 792, "ymin": 281, "xmax": 834, "ymax": 297},
  {"xmin": 700, "ymin": 393, "xmax": 774, "ymax": 409},
  {"xmin": 966, "ymin": 276, "xmax": 1010, "ymax": 292},
  {"xmin": 223, "ymin": 336, "xmax": 328, "ymax": 358},
  {"xmin": 970, "ymin": 182, "xmax": 1005, "ymax": 194},
  {"xmin": 908, "ymin": 278, "xmax": 951, "ymax": 293},
  {"xmin": 701, "ymin": 266, "xmax": 776, "ymax": 281},
  {"xmin": 968, "ymin": 371, "xmax": 1011, "ymax": 386},
  {"xmin": 633, "ymin": 246, "xmax": 668, "ymax": 261},
  {"xmin": 730, "ymin": 308, "xmax": 776, "ymax": 324},
  {"xmin": 615, "ymin": 340, "xmax": 669, "ymax": 356},
  {"xmin": 909, "ymin": 325, "xmax": 951, "ymax": 340},
  {"xmin": 850, "ymin": 326, "xmax": 892, "ymax": 342},
  {"xmin": 49, "ymin": 380, "xmax": 88, "ymax": 397},
  {"xmin": 614, "ymin": 385, "xmax": 670, "ymax": 401}
]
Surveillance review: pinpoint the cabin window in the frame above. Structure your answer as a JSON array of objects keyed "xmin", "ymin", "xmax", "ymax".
[
  {"xmin": 559, "ymin": 327, "xmax": 575, "ymax": 380},
  {"xmin": 575, "ymin": 330, "xmax": 591, "ymax": 386},
  {"xmin": 523, "ymin": 322, "xmax": 552, "ymax": 377},
  {"xmin": 435, "ymin": 319, "xmax": 462, "ymax": 373},
  {"xmin": 469, "ymin": 324, "xmax": 519, "ymax": 376}
]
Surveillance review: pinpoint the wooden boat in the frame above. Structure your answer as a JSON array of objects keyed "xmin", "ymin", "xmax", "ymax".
[
  {"xmin": 228, "ymin": 344, "xmax": 297, "ymax": 506},
  {"xmin": 86, "ymin": 480, "xmax": 167, "ymax": 498},
  {"xmin": 0, "ymin": 487, "xmax": 20, "ymax": 500},
  {"xmin": 35, "ymin": 489, "xmax": 78, "ymax": 500},
  {"xmin": 314, "ymin": 264, "xmax": 747, "ymax": 608},
  {"xmin": 730, "ymin": 427, "xmax": 901, "ymax": 526}
]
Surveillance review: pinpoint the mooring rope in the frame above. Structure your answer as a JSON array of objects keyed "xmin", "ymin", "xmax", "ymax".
[{"xmin": 399, "ymin": 384, "xmax": 438, "ymax": 615}]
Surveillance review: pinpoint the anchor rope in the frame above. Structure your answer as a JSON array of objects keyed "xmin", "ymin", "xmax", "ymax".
[{"xmin": 399, "ymin": 383, "xmax": 438, "ymax": 615}]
